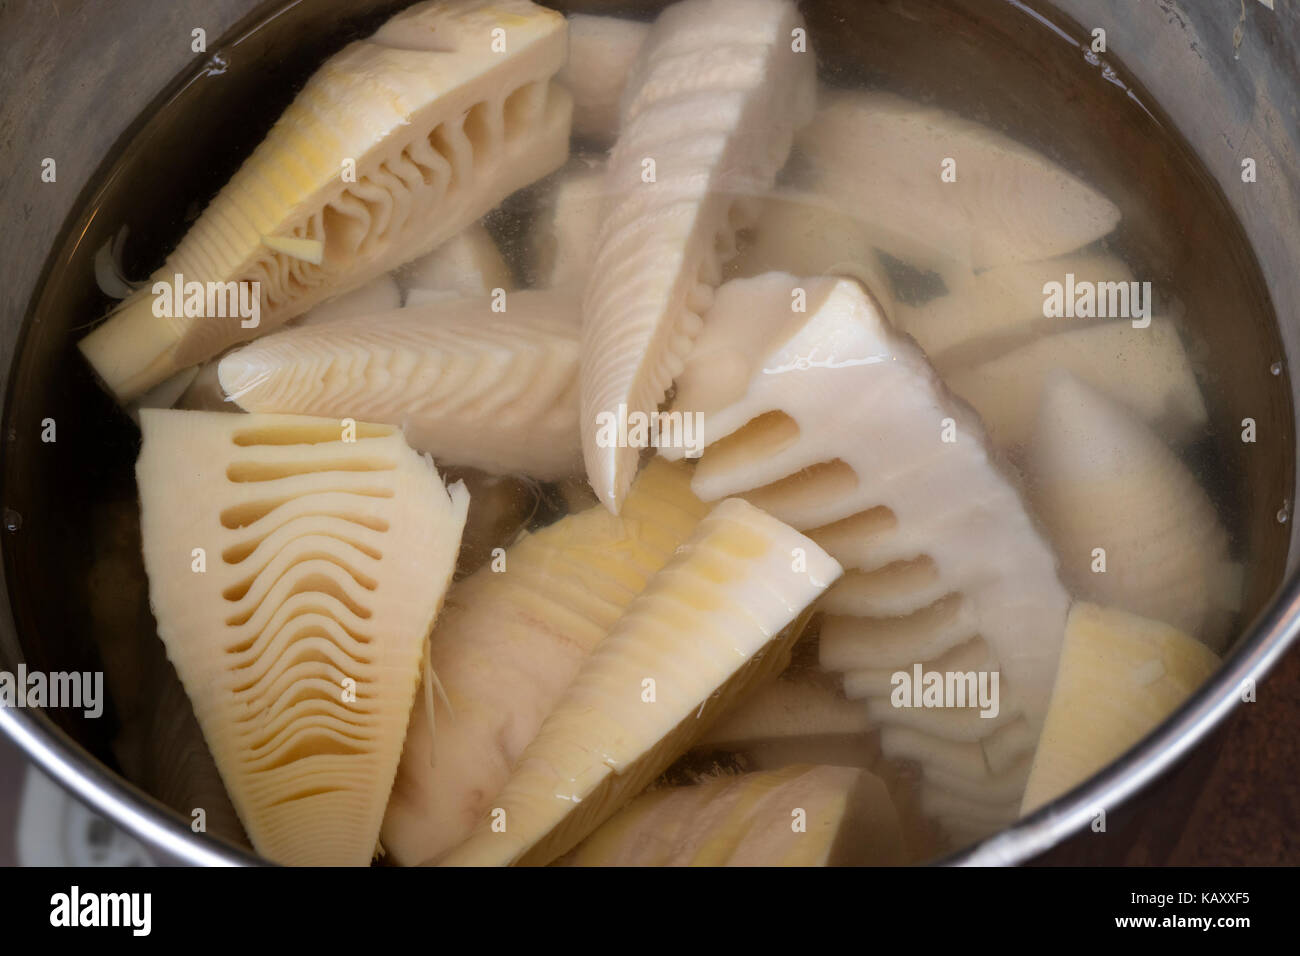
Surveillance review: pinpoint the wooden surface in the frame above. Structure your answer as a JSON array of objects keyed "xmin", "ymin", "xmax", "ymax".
[{"xmin": 0, "ymin": 734, "xmax": 16, "ymax": 866}]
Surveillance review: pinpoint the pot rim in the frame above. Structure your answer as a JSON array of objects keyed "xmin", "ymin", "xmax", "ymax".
[{"xmin": 0, "ymin": 703, "xmax": 261, "ymax": 865}]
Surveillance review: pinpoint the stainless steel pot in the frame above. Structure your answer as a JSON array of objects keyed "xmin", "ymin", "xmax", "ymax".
[{"xmin": 1, "ymin": 0, "xmax": 1297, "ymax": 866}]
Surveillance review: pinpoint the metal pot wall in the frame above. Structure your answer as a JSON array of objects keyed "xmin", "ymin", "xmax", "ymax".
[{"xmin": 0, "ymin": 0, "xmax": 1296, "ymax": 866}]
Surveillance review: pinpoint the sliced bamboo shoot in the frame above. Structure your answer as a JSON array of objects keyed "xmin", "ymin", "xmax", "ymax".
[
  {"xmin": 80, "ymin": 0, "xmax": 572, "ymax": 402},
  {"xmin": 661, "ymin": 272, "xmax": 1071, "ymax": 839},
  {"xmin": 175, "ymin": 360, "xmax": 231, "ymax": 412},
  {"xmin": 294, "ymin": 275, "xmax": 402, "ymax": 328},
  {"xmin": 726, "ymin": 192, "xmax": 895, "ymax": 316},
  {"xmin": 559, "ymin": 14, "xmax": 651, "ymax": 147},
  {"xmin": 529, "ymin": 160, "xmax": 607, "ymax": 289},
  {"xmin": 698, "ymin": 675, "xmax": 871, "ymax": 748},
  {"xmin": 381, "ymin": 458, "xmax": 708, "ymax": 865},
  {"xmin": 842, "ymin": 638, "xmax": 996, "ymax": 701},
  {"xmin": 864, "ymin": 695, "xmax": 1016, "ymax": 741},
  {"xmin": 438, "ymin": 497, "xmax": 841, "ymax": 866},
  {"xmin": 218, "ymin": 290, "xmax": 582, "ymax": 479},
  {"xmin": 1027, "ymin": 374, "xmax": 1236, "ymax": 646},
  {"xmin": 920, "ymin": 782, "xmax": 1018, "ymax": 831},
  {"xmin": 135, "ymin": 410, "xmax": 468, "ymax": 865},
  {"xmin": 880, "ymin": 722, "xmax": 1036, "ymax": 785},
  {"xmin": 944, "ymin": 318, "xmax": 1208, "ymax": 447},
  {"xmin": 395, "ymin": 222, "xmax": 512, "ymax": 306},
  {"xmin": 924, "ymin": 758, "xmax": 1032, "ymax": 806},
  {"xmin": 665, "ymin": 273, "xmax": 1069, "ymax": 738},
  {"xmin": 1020, "ymin": 602, "xmax": 1220, "ymax": 814},
  {"xmin": 798, "ymin": 90, "xmax": 1120, "ymax": 275},
  {"xmin": 564, "ymin": 765, "xmax": 904, "ymax": 866},
  {"xmin": 580, "ymin": 0, "xmax": 816, "ymax": 511},
  {"xmin": 893, "ymin": 252, "xmax": 1135, "ymax": 363}
]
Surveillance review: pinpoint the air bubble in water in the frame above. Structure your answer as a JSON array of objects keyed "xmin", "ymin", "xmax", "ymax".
[
  {"xmin": 1278, "ymin": 500, "xmax": 1291, "ymax": 524},
  {"xmin": 1270, "ymin": 361, "xmax": 1283, "ymax": 376}
]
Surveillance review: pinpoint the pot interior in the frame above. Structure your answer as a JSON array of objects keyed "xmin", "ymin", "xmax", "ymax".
[{"xmin": 1, "ymin": 0, "xmax": 1293, "ymax": 863}]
